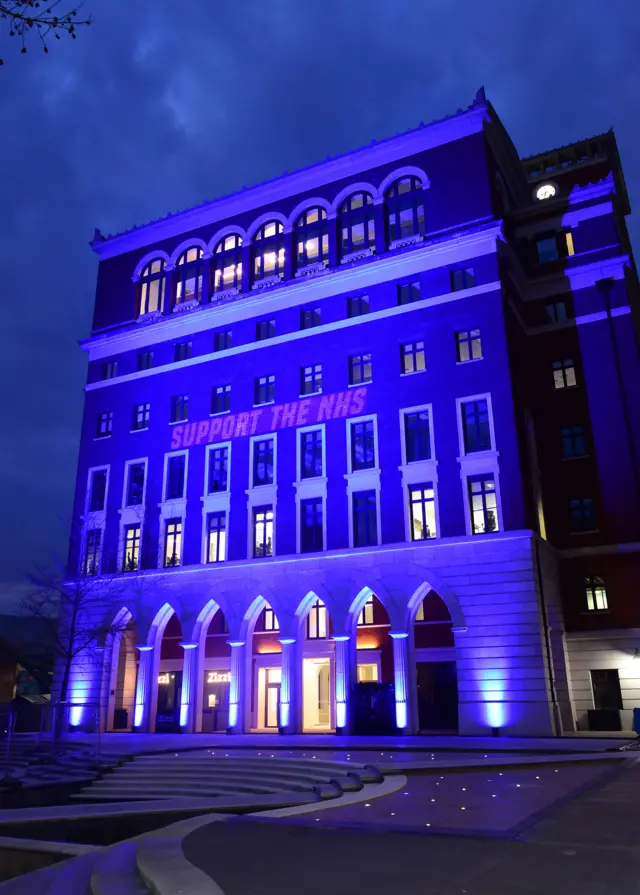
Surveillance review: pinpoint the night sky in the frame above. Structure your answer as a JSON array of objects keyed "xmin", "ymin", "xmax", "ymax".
[{"xmin": 0, "ymin": 0, "xmax": 637, "ymax": 611}]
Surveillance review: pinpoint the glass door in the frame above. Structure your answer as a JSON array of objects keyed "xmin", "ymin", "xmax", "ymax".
[{"xmin": 264, "ymin": 668, "xmax": 281, "ymax": 729}]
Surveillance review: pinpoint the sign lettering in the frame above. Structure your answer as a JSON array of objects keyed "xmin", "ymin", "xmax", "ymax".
[
  {"xmin": 207, "ymin": 671, "xmax": 231, "ymax": 684},
  {"xmin": 158, "ymin": 673, "xmax": 171, "ymax": 685}
]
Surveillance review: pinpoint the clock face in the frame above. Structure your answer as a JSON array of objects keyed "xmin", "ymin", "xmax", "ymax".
[{"xmin": 535, "ymin": 183, "xmax": 557, "ymax": 201}]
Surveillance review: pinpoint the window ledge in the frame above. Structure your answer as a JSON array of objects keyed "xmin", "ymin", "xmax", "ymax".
[
  {"xmin": 210, "ymin": 287, "xmax": 240, "ymax": 301},
  {"xmin": 341, "ymin": 247, "xmax": 375, "ymax": 264},
  {"xmin": 456, "ymin": 357, "xmax": 484, "ymax": 365},
  {"xmin": 93, "ymin": 435, "xmax": 112, "ymax": 441},
  {"xmin": 295, "ymin": 260, "xmax": 329, "ymax": 278},
  {"xmin": 209, "ymin": 410, "xmax": 231, "ymax": 417},
  {"xmin": 400, "ymin": 369, "xmax": 427, "ymax": 377},
  {"xmin": 129, "ymin": 428, "xmax": 149, "ymax": 434},
  {"xmin": 299, "ymin": 391, "xmax": 322, "ymax": 398},
  {"xmin": 570, "ymin": 529, "xmax": 600, "ymax": 536},
  {"xmin": 172, "ymin": 298, "xmax": 201, "ymax": 315},
  {"xmin": 169, "ymin": 419, "xmax": 188, "ymax": 426},
  {"xmin": 348, "ymin": 380, "xmax": 372, "ymax": 388},
  {"xmin": 253, "ymin": 401, "xmax": 276, "ymax": 408},
  {"xmin": 457, "ymin": 450, "xmax": 500, "ymax": 462},
  {"xmin": 136, "ymin": 310, "xmax": 163, "ymax": 325},
  {"xmin": 251, "ymin": 274, "xmax": 284, "ymax": 290},
  {"xmin": 390, "ymin": 233, "xmax": 424, "ymax": 251}
]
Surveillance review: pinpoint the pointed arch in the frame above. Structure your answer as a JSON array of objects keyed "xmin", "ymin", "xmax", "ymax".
[
  {"xmin": 192, "ymin": 598, "xmax": 220, "ymax": 649},
  {"xmin": 146, "ymin": 601, "xmax": 179, "ymax": 648},
  {"xmin": 406, "ymin": 575, "xmax": 466, "ymax": 630}
]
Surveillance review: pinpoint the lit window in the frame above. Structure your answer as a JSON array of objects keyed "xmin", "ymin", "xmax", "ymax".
[
  {"xmin": 255, "ymin": 375, "xmax": 275, "ymax": 405},
  {"xmin": 174, "ymin": 247, "xmax": 204, "ymax": 305},
  {"xmin": 553, "ymin": 359, "xmax": 577, "ymax": 389},
  {"xmin": 253, "ymin": 438, "xmax": 274, "ymax": 487},
  {"xmin": 401, "ymin": 341, "xmax": 426, "ymax": 374},
  {"xmin": 122, "ymin": 525, "xmax": 141, "ymax": 572},
  {"xmin": 585, "ymin": 576, "xmax": 608, "ymax": 611},
  {"xmin": 253, "ymin": 507, "xmax": 274, "ymax": 558},
  {"xmin": 569, "ymin": 497, "xmax": 597, "ymax": 533},
  {"xmin": 397, "ymin": 282, "xmax": 421, "ymax": 305},
  {"xmin": 164, "ymin": 518, "xmax": 182, "ymax": 567},
  {"xmin": 207, "ymin": 447, "xmax": 228, "ymax": 493},
  {"xmin": 409, "ymin": 484, "xmax": 436, "ymax": 540},
  {"xmin": 349, "ymin": 353, "xmax": 372, "ymax": 385},
  {"xmin": 461, "ymin": 400, "xmax": 491, "ymax": 453},
  {"xmin": 357, "ymin": 664, "xmax": 379, "ymax": 682},
  {"xmin": 347, "ymin": 295, "xmax": 369, "ymax": 318},
  {"xmin": 213, "ymin": 330, "xmax": 232, "ymax": 352},
  {"xmin": 174, "ymin": 341, "xmax": 192, "ymax": 362},
  {"xmin": 353, "ymin": 491, "xmax": 377, "ymax": 547},
  {"xmin": 339, "ymin": 192, "xmax": 375, "ymax": 258},
  {"xmin": 301, "ymin": 364, "xmax": 322, "ymax": 395},
  {"xmin": 415, "ymin": 602, "xmax": 425, "ymax": 622},
  {"xmin": 561, "ymin": 425, "xmax": 587, "ymax": 459},
  {"xmin": 165, "ymin": 455, "xmax": 186, "ymax": 501},
  {"xmin": 358, "ymin": 597, "xmax": 374, "ymax": 626},
  {"xmin": 300, "ymin": 307, "xmax": 321, "ymax": 330},
  {"xmin": 350, "ymin": 420, "xmax": 375, "ymax": 471},
  {"xmin": 126, "ymin": 463, "xmax": 145, "ymax": 506},
  {"xmin": 263, "ymin": 606, "xmax": 279, "ymax": 631},
  {"xmin": 306, "ymin": 598, "xmax": 328, "ymax": 639},
  {"xmin": 300, "ymin": 429, "xmax": 323, "ymax": 479},
  {"xmin": 295, "ymin": 207, "xmax": 329, "ymax": 268},
  {"xmin": 211, "ymin": 385, "xmax": 231, "ymax": 414},
  {"xmin": 83, "ymin": 529, "xmax": 101, "ymax": 576},
  {"xmin": 132, "ymin": 402, "xmax": 150, "ymax": 431},
  {"xmin": 137, "ymin": 351, "xmax": 154, "ymax": 371},
  {"xmin": 212, "ymin": 234, "xmax": 243, "ymax": 293},
  {"xmin": 469, "ymin": 475, "xmax": 499, "ymax": 534},
  {"xmin": 101, "ymin": 361, "xmax": 118, "ymax": 380},
  {"xmin": 386, "ymin": 177, "xmax": 425, "ymax": 244},
  {"xmin": 253, "ymin": 221, "xmax": 285, "ymax": 283},
  {"xmin": 451, "ymin": 268, "xmax": 476, "ymax": 291},
  {"xmin": 256, "ymin": 319, "xmax": 276, "ymax": 341},
  {"xmin": 206, "ymin": 512, "xmax": 226, "ymax": 563},
  {"xmin": 565, "ymin": 232, "xmax": 575, "ymax": 256},
  {"xmin": 138, "ymin": 258, "xmax": 166, "ymax": 317},
  {"xmin": 456, "ymin": 329, "xmax": 482, "ymax": 362},
  {"xmin": 170, "ymin": 395, "xmax": 189, "ymax": 423},
  {"xmin": 89, "ymin": 469, "xmax": 107, "ymax": 512},
  {"xmin": 404, "ymin": 410, "xmax": 431, "ymax": 462},
  {"xmin": 300, "ymin": 498, "xmax": 323, "ymax": 553},
  {"xmin": 96, "ymin": 411, "xmax": 113, "ymax": 439}
]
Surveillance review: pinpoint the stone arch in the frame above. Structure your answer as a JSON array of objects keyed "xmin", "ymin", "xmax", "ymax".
[
  {"xmin": 239, "ymin": 588, "xmax": 287, "ymax": 641},
  {"xmin": 288, "ymin": 196, "xmax": 333, "ymax": 229},
  {"xmin": 405, "ymin": 574, "xmax": 466, "ymax": 631},
  {"xmin": 347, "ymin": 582, "xmax": 396, "ymax": 632},
  {"xmin": 146, "ymin": 601, "xmax": 181, "ymax": 647},
  {"xmin": 379, "ymin": 165, "xmax": 431, "ymax": 196},
  {"xmin": 132, "ymin": 249, "xmax": 171, "ymax": 282},
  {"xmin": 102, "ymin": 607, "xmax": 137, "ymax": 732},
  {"xmin": 332, "ymin": 181, "xmax": 379, "ymax": 212},
  {"xmin": 207, "ymin": 224, "xmax": 246, "ymax": 255},
  {"xmin": 169, "ymin": 237, "xmax": 208, "ymax": 266},
  {"xmin": 246, "ymin": 211, "xmax": 290, "ymax": 241},
  {"xmin": 293, "ymin": 584, "xmax": 335, "ymax": 633}
]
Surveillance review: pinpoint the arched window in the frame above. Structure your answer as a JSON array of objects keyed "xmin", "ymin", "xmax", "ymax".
[
  {"xmin": 306, "ymin": 598, "xmax": 328, "ymax": 640},
  {"xmin": 295, "ymin": 207, "xmax": 329, "ymax": 269},
  {"xmin": 252, "ymin": 221, "xmax": 285, "ymax": 284},
  {"xmin": 386, "ymin": 177, "xmax": 425, "ymax": 244},
  {"xmin": 339, "ymin": 192, "xmax": 375, "ymax": 258},
  {"xmin": 212, "ymin": 234, "xmax": 243, "ymax": 293},
  {"xmin": 174, "ymin": 246, "xmax": 204, "ymax": 305},
  {"xmin": 138, "ymin": 258, "xmax": 166, "ymax": 316}
]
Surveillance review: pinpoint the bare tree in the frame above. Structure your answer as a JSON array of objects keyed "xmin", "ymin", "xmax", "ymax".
[{"xmin": 0, "ymin": 1, "xmax": 91, "ymax": 65}]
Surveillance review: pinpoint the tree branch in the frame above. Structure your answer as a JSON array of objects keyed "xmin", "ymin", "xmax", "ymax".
[{"xmin": 0, "ymin": 1, "xmax": 91, "ymax": 65}]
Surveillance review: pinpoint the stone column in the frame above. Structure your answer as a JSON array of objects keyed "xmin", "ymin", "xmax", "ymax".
[
  {"xmin": 240, "ymin": 244, "xmax": 251, "ymax": 293},
  {"xmin": 328, "ymin": 213, "xmax": 339, "ymax": 267},
  {"xmin": 200, "ymin": 251, "xmax": 212, "ymax": 304},
  {"xmin": 283, "ymin": 228, "xmax": 294, "ymax": 280},
  {"xmin": 333, "ymin": 635, "xmax": 352, "ymax": 734},
  {"xmin": 133, "ymin": 645, "xmax": 154, "ymax": 731},
  {"xmin": 374, "ymin": 198, "xmax": 387, "ymax": 255},
  {"xmin": 278, "ymin": 638, "xmax": 296, "ymax": 733},
  {"xmin": 227, "ymin": 640, "xmax": 246, "ymax": 733},
  {"xmin": 390, "ymin": 632, "xmax": 410, "ymax": 731},
  {"xmin": 179, "ymin": 642, "xmax": 199, "ymax": 733}
]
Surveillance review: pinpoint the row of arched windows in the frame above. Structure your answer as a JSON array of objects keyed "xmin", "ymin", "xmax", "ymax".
[{"xmin": 137, "ymin": 176, "xmax": 426, "ymax": 318}]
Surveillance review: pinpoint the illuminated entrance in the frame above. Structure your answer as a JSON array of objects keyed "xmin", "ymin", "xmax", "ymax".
[
  {"xmin": 251, "ymin": 602, "xmax": 282, "ymax": 731},
  {"xmin": 303, "ymin": 658, "xmax": 331, "ymax": 731}
]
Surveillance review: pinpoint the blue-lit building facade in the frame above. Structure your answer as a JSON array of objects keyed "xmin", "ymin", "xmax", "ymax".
[{"xmin": 63, "ymin": 89, "xmax": 640, "ymax": 737}]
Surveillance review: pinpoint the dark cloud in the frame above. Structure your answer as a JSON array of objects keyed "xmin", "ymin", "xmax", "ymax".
[{"xmin": 0, "ymin": 0, "xmax": 637, "ymax": 607}]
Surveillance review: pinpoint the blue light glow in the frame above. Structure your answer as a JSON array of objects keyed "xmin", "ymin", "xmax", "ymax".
[
  {"xmin": 228, "ymin": 703, "xmax": 238, "ymax": 727},
  {"xmin": 395, "ymin": 702, "xmax": 407, "ymax": 729},
  {"xmin": 70, "ymin": 705, "xmax": 84, "ymax": 726},
  {"xmin": 336, "ymin": 702, "xmax": 346, "ymax": 728}
]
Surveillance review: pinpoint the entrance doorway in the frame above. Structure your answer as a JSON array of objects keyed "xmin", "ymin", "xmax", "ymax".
[
  {"xmin": 303, "ymin": 657, "xmax": 332, "ymax": 731},
  {"xmin": 416, "ymin": 661, "xmax": 458, "ymax": 731},
  {"xmin": 262, "ymin": 667, "xmax": 281, "ymax": 729},
  {"xmin": 155, "ymin": 670, "xmax": 183, "ymax": 732}
]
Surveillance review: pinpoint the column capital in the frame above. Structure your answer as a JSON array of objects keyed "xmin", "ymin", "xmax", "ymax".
[
  {"xmin": 179, "ymin": 642, "xmax": 198, "ymax": 650},
  {"xmin": 277, "ymin": 637, "xmax": 296, "ymax": 645},
  {"xmin": 136, "ymin": 644, "xmax": 153, "ymax": 652},
  {"xmin": 227, "ymin": 640, "xmax": 245, "ymax": 648},
  {"xmin": 332, "ymin": 634, "xmax": 350, "ymax": 642},
  {"xmin": 389, "ymin": 631, "xmax": 409, "ymax": 639}
]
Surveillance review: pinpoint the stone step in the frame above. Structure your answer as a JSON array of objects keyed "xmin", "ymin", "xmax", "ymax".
[
  {"xmin": 90, "ymin": 841, "xmax": 149, "ymax": 895},
  {"xmin": 47, "ymin": 852, "xmax": 99, "ymax": 894},
  {"xmin": 107, "ymin": 764, "xmax": 363, "ymax": 788},
  {"xmin": 135, "ymin": 755, "xmax": 367, "ymax": 772},
  {"xmin": 83, "ymin": 781, "xmax": 298, "ymax": 798}
]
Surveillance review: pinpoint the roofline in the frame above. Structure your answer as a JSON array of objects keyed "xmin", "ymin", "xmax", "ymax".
[{"xmin": 521, "ymin": 130, "xmax": 613, "ymax": 163}]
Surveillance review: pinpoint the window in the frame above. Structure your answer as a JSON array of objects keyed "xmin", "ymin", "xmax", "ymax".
[
  {"xmin": 207, "ymin": 447, "xmax": 228, "ymax": 493},
  {"xmin": 263, "ymin": 606, "xmax": 279, "ymax": 631},
  {"xmin": 561, "ymin": 425, "xmax": 587, "ymax": 459},
  {"xmin": 461, "ymin": 399, "xmax": 491, "ymax": 453},
  {"xmin": 536, "ymin": 234, "xmax": 559, "ymax": 264},
  {"xmin": 306, "ymin": 598, "xmax": 328, "ymax": 639},
  {"xmin": 349, "ymin": 353, "xmax": 372, "ymax": 385},
  {"xmin": 591, "ymin": 669, "xmax": 622, "ymax": 710},
  {"xmin": 166, "ymin": 455, "xmax": 186, "ymax": 501},
  {"xmin": 138, "ymin": 258, "xmax": 166, "ymax": 316},
  {"xmin": 211, "ymin": 385, "xmax": 231, "ymax": 414},
  {"xmin": 300, "ymin": 307, "xmax": 321, "ymax": 330},
  {"xmin": 353, "ymin": 490, "xmax": 377, "ymax": 547},
  {"xmin": 404, "ymin": 410, "xmax": 431, "ymax": 462},
  {"xmin": 96, "ymin": 411, "xmax": 113, "ymax": 438},
  {"xmin": 301, "ymin": 364, "xmax": 322, "ymax": 395},
  {"xmin": 415, "ymin": 602, "xmax": 425, "ymax": 622},
  {"xmin": 212, "ymin": 234, "xmax": 242, "ymax": 293},
  {"xmin": 101, "ymin": 361, "xmax": 118, "ymax": 380},
  {"xmin": 300, "ymin": 429, "xmax": 323, "ymax": 479},
  {"xmin": 339, "ymin": 191, "xmax": 375, "ymax": 257},
  {"xmin": 569, "ymin": 497, "xmax": 597, "ymax": 533},
  {"xmin": 397, "ymin": 281, "xmax": 421, "ymax": 305},
  {"xmin": 132, "ymin": 403, "xmax": 150, "ymax": 431},
  {"xmin": 89, "ymin": 469, "xmax": 107, "ymax": 512},
  {"xmin": 401, "ymin": 341, "xmax": 425, "ymax": 374},
  {"xmin": 126, "ymin": 463, "xmax": 145, "ymax": 506},
  {"xmin": 174, "ymin": 248, "xmax": 203, "ymax": 305},
  {"xmin": 301, "ymin": 497, "xmax": 323, "ymax": 553},
  {"xmin": 170, "ymin": 395, "xmax": 189, "ymax": 423},
  {"xmin": 456, "ymin": 329, "xmax": 482, "ymax": 362},
  {"xmin": 451, "ymin": 268, "xmax": 476, "ymax": 291},
  {"xmin": 255, "ymin": 375, "xmax": 275, "ymax": 405},
  {"xmin": 553, "ymin": 359, "xmax": 577, "ymax": 389},
  {"xmin": 83, "ymin": 529, "xmax": 101, "ymax": 576},
  {"xmin": 122, "ymin": 525, "xmax": 141, "ymax": 572},
  {"xmin": 295, "ymin": 207, "xmax": 329, "ymax": 268},
  {"xmin": 386, "ymin": 177, "xmax": 425, "ymax": 243},
  {"xmin": 585, "ymin": 575, "xmax": 608, "ymax": 611},
  {"xmin": 174, "ymin": 340, "xmax": 192, "ymax": 362},
  {"xmin": 213, "ymin": 330, "xmax": 232, "ymax": 352},
  {"xmin": 347, "ymin": 295, "xmax": 369, "ymax": 318},
  {"xmin": 545, "ymin": 300, "xmax": 568, "ymax": 324},
  {"xmin": 469, "ymin": 475, "xmax": 499, "ymax": 534},
  {"xmin": 350, "ymin": 420, "xmax": 375, "ymax": 470},
  {"xmin": 137, "ymin": 351, "xmax": 154, "ymax": 371},
  {"xmin": 358, "ymin": 663, "xmax": 378, "ymax": 681},
  {"xmin": 164, "ymin": 518, "xmax": 182, "ymax": 567},
  {"xmin": 253, "ymin": 506, "xmax": 274, "ymax": 557},
  {"xmin": 358, "ymin": 596, "xmax": 374, "ymax": 626},
  {"xmin": 253, "ymin": 221, "xmax": 285, "ymax": 282},
  {"xmin": 409, "ymin": 484, "xmax": 436, "ymax": 540},
  {"xmin": 256, "ymin": 319, "xmax": 276, "ymax": 341},
  {"xmin": 253, "ymin": 438, "xmax": 274, "ymax": 486},
  {"xmin": 206, "ymin": 512, "xmax": 226, "ymax": 563}
]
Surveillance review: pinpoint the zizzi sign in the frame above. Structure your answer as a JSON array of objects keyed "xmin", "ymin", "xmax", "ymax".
[
  {"xmin": 170, "ymin": 387, "xmax": 368, "ymax": 450},
  {"xmin": 207, "ymin": 671, "xmax": 231, "ymax": 684}
]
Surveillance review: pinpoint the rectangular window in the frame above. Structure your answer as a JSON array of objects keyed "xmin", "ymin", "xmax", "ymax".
[
  {"xmin": 545, "ymin": 301, "xmax": 568, "ymax": 324},
  {"xmin": 450, "ymin": 268, "xmax": 476, "ymax": 291},
  {"xmin": 347, "ymin": 295, "xmax": 369, "ymax": 318},
  {"xmin": 349, "ymin": 353, "xmax": 372, "ymax": 385},
  {"xmin": 206, "ymin": 512, "xmax": 226, "ymax": 563},
  {"xmin": 83, "ymin": 529, "xmax": 101, "ymax": 576},
  {"xmin": 166, "ymin": 455, "xmax": 186, "ymax": 501},
  {"xmin": 122, "ymin": 524, "xmax": 141, "ymax": 572},
  {"xmin": 358, "ymin": 596, "xmax": 374, "ymax": 626},
  {"xmin": 300, "ymin": 307, "xmax": 321, "ymax": 330},
  {"xmin": 214, "ymin": 330, "xmax": 232, "ymax": 352},
  {"xmin": 357, "ymin": 663, "xmax": 379, "ymax": 681},
  {"xmin": 137, "ymin": 351, "xmax": 154, "ymax": 372},
  {"xmin": 591, "ymin": 669, "xmax": 622, "ymax": 710},
  {"xmin": 561, "ymin": 425, "xmax": 587, "ymax": 459},
  {"xmin": 207, "ymin": 447, "xmax": 228, "ymax": 493},
  {"xmin": 126, "ymin": 463, "xmax": 145, "ymax": 506},
  {"xmin": 456, "ymin": 329, "xmax": 482, "ymax": 362},
  {"xmin": 101, "ymin": 360, "xmax": 118, "ymax": 380},
  {"xmin": 255, "ymin": 375, "xmax": 275, "ymax": 405},
  {"xmin": 164, "ymin": 518, "xmax": 182, "ymax": 567},
  {"xmin": 300, "ymin": 429, "xmax": 323, "ymax": 479},
  {"xmin": 404, "ymin": 410, "xmax": 431, "ymax": 462},
  {"xmin": 353, "ymin": 490, "xmax": 377, "ymax": 547},
  {"xmin": 212, "ymin": 385, "xmax": 231, "ymax": 414},
  {"xmin": 301, "ymin": 364, "xmax": 322, "ymax": 395},
  {"xmin": 553, "ymin": 359, "xmax": 577, "ymax": 389},
  {"xmin": 409, "ymin": 483, "xmax": 436, "ymax": 540},
  {"xmin": 300, "ymin": 497, "xmax": 323, "ymax": 553},
  {"xmin": 350, "ymin": 419, "xmax": 375, "ymax": 470},
  {"xmin": 256, "ymin": 319, "xmax": 276, "ymax": 341},
  {"xmin": 253, "ymin": 438, "xmax": 274, "ymax": 486},
  {"xmin": 461, "ymin": 399, "xmax": 491, "ymax": 453},
  {"xmin": 565, "ymin": 231, "xmax": 575, "ymax": 256},
  {"xmin": 263, "ymin": 606, "xmax": 279, "ymax": 631},
  {"xmin": 401, "ymin": 341, "xmax": 426, "ymax": 374},
  {"xmin": 585, "ymin": 575, "xmax": 608, "ymax": 611},
  {"xmin": 569, "ymin": 497, "xmax": 597, "ymax": 533},
  {"xmin": 253, "ymin": 506, "xmax": 274, "ymax": 557},
  {"xmin": 132, "ymin": 402, "xmax": 150, "ymax": 431},
  {"xmin": 536, "ymin": 234, "xmax": 560, "ymax": 264},
  {"xmin": 469, "ymin": 475, "xmax": 499, "ymax": 534},
  {"xmin": 89, "ymin": 469, "xmax": 107, "ymax": 512},
  {"xmin": 96, "ymin": 411, "xmax": 113, "ymax": 438},
  {"xmin": 397, "ymin": 282, "xmax": 421, "ymax": 306},
  {"xmin": 170, "ymin": 395, "xmax": 189, "ymax": 423},
  {"xmin": 174, "ymin": 341, "xmax": 192, "ymax": 362}
]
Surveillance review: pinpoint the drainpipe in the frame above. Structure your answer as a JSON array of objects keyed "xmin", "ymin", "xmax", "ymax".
[{"xmin": 534, "ymin": 537, "xmax": 562, "ymax": 736}]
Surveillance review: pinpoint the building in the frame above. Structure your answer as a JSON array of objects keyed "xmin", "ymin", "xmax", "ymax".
[{"xmin": 62, "ymin": 88, "xmax": 640, "ymax": 738}]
